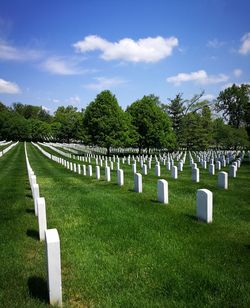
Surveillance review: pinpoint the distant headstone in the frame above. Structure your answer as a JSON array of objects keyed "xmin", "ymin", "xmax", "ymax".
[
  {"xmin": 218, "ymin": 171, "xmax": 228, "ymax": 189},
  {"xmin": 117, "ymin": 169, "xmax": 124, "ymax": 186},
  {"xmin": 134, "ymin": 173, "xmax": 142, "ymax": 193},
  {"xmin": 37, "ymin": 197, "xmax": 47, "ymax": 241}
]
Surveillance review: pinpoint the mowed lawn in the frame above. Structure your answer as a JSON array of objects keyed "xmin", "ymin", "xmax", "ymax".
[{"xmin": 1, "ymin": 142, "xmax": 249, "ymax": 307}]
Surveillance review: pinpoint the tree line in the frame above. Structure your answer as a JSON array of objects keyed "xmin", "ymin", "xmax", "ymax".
[{"xmin": 0, "ymin": 83, "xmax": 249, "ymax": 152}]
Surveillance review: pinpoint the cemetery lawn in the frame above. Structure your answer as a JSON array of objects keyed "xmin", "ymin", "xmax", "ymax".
[
  {"xmin": 1, "ymin": 142, "xmax": 249, "ymax": 307},
  {"xmin": 0, "ymin": 143, "xmax": 49, "ymax": 307}
]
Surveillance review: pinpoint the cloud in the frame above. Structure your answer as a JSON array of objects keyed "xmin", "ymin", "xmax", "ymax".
[
  {"xmin": 0, "ymin": 78, "xmax": 21, "ymax": 93},
  {"xmin": 0, "ymin": 39, "xmax": 42, "ymax": 61},
  {"xmin": 222, "ymin": 82, "xmax": 250, "ymax": 90},
  {"xmin": 207, "ymin": 38, "xmax": 225, "ymax": 48},
  {"xmin": 67, "ymin": 95, "xmax": 81, "ymax": 105},
  {"xmin": 84, "ymin": 77, "xmax": 127, "ymax": 90},
  {"xmin": 239, "ymin": 33, "xmax": 250, "ymax": 55},
  {"xmin": 73, "ymin": 35, "xmax": 178, "ymax": 63},
  {"xmin": 41, "ymin": 56, "xmax": 85, "ymax": 75},
  {"xmin": 233, "ymin": 69, "xmax": 242, "ymax": 77},
  {"xmin": 166, "ymin": 70, "xmax": 229, "ymax": 86}
]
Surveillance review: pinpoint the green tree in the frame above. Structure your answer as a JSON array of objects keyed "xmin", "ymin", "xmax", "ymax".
[
  {"xmin": 127, "ymin": 94, "xmax": 175, "ymax": 153},
  {"xmin": 216, "ymin": 84, "xmax": 250, "ymax": 130},
  {"xmin": 84, "ymin": 90, "xmax": 133, "ymax": 155},
  {"xmin": 54, "ymin": 105, "xmax": 84, "ymax": 142}
]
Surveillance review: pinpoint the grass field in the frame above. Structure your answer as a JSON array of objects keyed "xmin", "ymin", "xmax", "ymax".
[{"xmin": 0, "ymin": 142, "xmax": 249, "ymax": 307}]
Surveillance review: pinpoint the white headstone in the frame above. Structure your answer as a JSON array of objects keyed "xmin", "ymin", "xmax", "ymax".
[
  {"xmin": 33, "ymin": 183, "xmax": 40, "ymax": 216},
  {"xmin": 155, "ymin": 164, "xmax": 161, "ymax": 177},
  {"xmin": 157, "ymin": 179, "xmax": 168, "ymax": 204},
  {"xmin": 87, "ymin": 165, "xmax": 92, "ymax": 177},
  {"xmin": 209, "ymin": 163, "xmax": 215, "ymax": 175},
  {"xmin": 196, "ymin": 189, "xmax": 213, "ymax": 223},
  {"xmin": 218, "ymin": 171, "xmax": 228, "ymax": 189},
  {"xmin": 105, "ymin": 166, "xmax": 111, "ymax": 181},
  {"xmin": 82, "ymin": 165, "xmax": 86, "ymax": 176},
  {"xmin": 37, "ymin": 197, "xmax": 47, "ymax": 241},
  {"xmin": 229, "ymin": 165, "xmax": 236, "ymax": 178},
  {"xmin": 45, "ymin": 229, "xmax": 62, "ymax": 307},
  {"xmin": 132, "ymin": 163, "xmax": 136, "ymax": 174},
  {"xmin": 134, "ymin": 173, "xmax": 142, "ymax": 193},
  {"xmin": 171, "ymin": 166, "xmax": 178, "ymax": 179},
  {"xmin": 142, "ymin": 164, "xmax": 147, "ymax": 175},
  {"xmin": 192, "ymin": 167, "xmax": 200, "ymax": 183},
  {"xmin": 96, "ymin": 166, "xmax": 100, "ymax": 180},
  {"xmin": 117, "ymin": 169, "xmax": 124, "ymax": 186}
]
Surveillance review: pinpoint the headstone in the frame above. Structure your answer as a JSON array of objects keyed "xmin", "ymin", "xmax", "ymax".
[
  {"xmin": 96, "ymin": 166, "xmax": 100, "ymax": 180},
  {"xmin": 134, "ymin": 173, "xmax": 142, "ymax": 193},
  {"xmin": 192, "ymin": 167, "xmax": 199, "ymax": 183},
  {"xmin": 33, "ymin": 183, "xmax": 40, "ymax": 216},
  {"xmin": 157, "ymin": 179, "xmax": 168, "ymax": 204},
  {"xmin": 218, "ymin": 171, "xmax": 228, "ymax": 189},
  {"xmin": 196, "ymin": 189, "xmax": 213, "ymax": 223},
  {"xmin": 155, "ymin": 164, "xmax": 161, "ymax": 177},
  {"xmin": 37, "ymin": 197, "xmax": 47, "ymax": 241},
  {"xmin": 172, "ymin": 166, "xmax": 178, "ymax": 179},
  {"xmin": 117, "ymin": 169, "xmax": 124, "ymax": 186},
  {"xmin": 167, "ymin": 161, "xmax": 171, "ymax": 171},
  {"xmin": 142, "ymin": 164, "xmax": 147, "ymax": 175},
  {"xmin": 229, "ymin": 165, "xmax": 236, "ymax": 178},
  {"xmin": 209, "ymin": 163, "xmax": 215, "ymax": 175},
  {"xmin": 105, "ymin": 166, "xmax": 111, "ymax": 181},
  {"xmin": 178, "ymin": 161, "xmax": 183, "ymax": 171},
  {"xmin": 87, "ymin": 165, "xmax": 92, "ymax": 177},
  {"xmin": 82, "ymin": 165, "xmax": 86, "ymax": 176},
  {"xmin": 216, "ymin": 161, "xmax": 221, "ymax": 170},
  {"xmin": 45, "ymin": 229, "xmax": 62, "ymax": 307},
  {"xmin": 78, "ymin": 164, "xmax": 81, "ymax": 175},
  {"xmin": 132, "ymin": 163, "xmax": 136, "ymax": 174}
]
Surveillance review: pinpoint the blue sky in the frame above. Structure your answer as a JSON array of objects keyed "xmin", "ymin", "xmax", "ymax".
[{"xmin": 0, "ymin": 0, "xmax": 249, "ymax": 113}]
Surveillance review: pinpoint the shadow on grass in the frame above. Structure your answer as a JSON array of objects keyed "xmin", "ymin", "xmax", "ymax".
[
  {"xmin": 26, "ymin": 208, "xmax": 35, "ymax": 214},
  {"xmin": 28, "ymin": 276, "xmax": 48, "ymax": 303},
  {"xmin": 185, "ymin": 214, "xmax": 198, "ymax": 221},
  {"xmin": 26, "ymin": 229, "xmax": 39, "ymax": 240},
  {"xmin": 25, "ymin": 192, "xmax": 33, "ymax": 199}
]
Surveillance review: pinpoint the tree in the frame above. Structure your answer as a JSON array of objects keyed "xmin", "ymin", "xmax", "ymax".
[
  {"xmin": 216, "ymin": 84, "xmax": 250, "ymax": 130},
  {"xmin": 126, "ymin": 94, "xmax": 175, "ymax": 153},
  {"xmin": 54, "ymin": 105, "xmax": 84, "ymax": 142},
  {"xmin": 83, "ymin": 90, "xmax": 133, "ymax": 155}
]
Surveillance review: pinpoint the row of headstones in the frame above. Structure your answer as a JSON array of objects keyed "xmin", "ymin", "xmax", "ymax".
[
  {"xmin": 25, "ymin": 143, "xmax": 62, "ymax": 307},
  {"xmin": 0, "ymin": 141, "xmax": 19, "ymax": 158},
  {"xmin": 36, "ymin": 142, "xmax": 241, "ymax": 189},
  {"xmin": 33, "ymin": 142, "xmax": 229, "ymax": 212}
]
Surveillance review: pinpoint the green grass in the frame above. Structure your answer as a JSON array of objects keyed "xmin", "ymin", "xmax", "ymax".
[
  {"xmin": 0, "ymin": 143, "xmax": 49, "ymax": 308},
  {"xmin": 0, "ymin": 142, "xmax": 249, "ymax": 307},
  {"xmin": 23, "ymin": 142, "xmax": 250, "ymax": 307}
]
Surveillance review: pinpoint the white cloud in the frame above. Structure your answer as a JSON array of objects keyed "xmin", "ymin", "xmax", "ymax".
[
  {"xmin": 166, "ymin": 70, "xmax": 229, "ymax": 86},
  {"xmin": 0, "ymin": 78, "xmax": 21, "ymax": 93},
  {"xmin": 222, "ymin": 82, "xmax": 250, "ymax": 89},
  {"xmin": 84, "ymin": 77, "xmax": 127, "ymax": 90},
  {"xmin": 239, "ymin": 33, "xmax": 250, "ymax": 55},
  {"xmin": 73, "ymin": 35, "xmax": 178, "ymax": 63},
  {"xmin": 233, "ymin": 69, "xmax": 242, "ymax": 77},
  {"xmin": 41, "ymin": 56, "xmax": 84, "ymax": 75},
  {"xmin": 0, "ymin": 39, "xmax": 42, "ymax": 61},
  {"xmin": 67, "ymin": 95, "xmax": 81, "ymax": 105},
  {"xmin": 42, "ymin": 106, "xmax": 51, "ymax": 112},
  {"xmin": 207, "ymin": 38, "xmax": 225, "ymax": 48}
]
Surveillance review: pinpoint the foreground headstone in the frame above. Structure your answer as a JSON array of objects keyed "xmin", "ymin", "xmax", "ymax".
[
  {"xmin": 45, "ymin": 229, "xmax": 62, "ymax": 307},
  {"xmin": 87, "ymin": 165, "xmax": 92, "ymax": 177},
  {"xmin": 117, "ymin": 169, "xmax": 124, "ymax": 186},
  {"xmin": 82, "ymin": 165, "xmax": 86, "ymax": 176},
  {"xmin": 37, "ymin": 197, "xmax": 47, "ymax": 241},
  {"xmin": 218, "ymin": 171, "xmax": 228, "ymax": 189},
  {"xmin": 196, "ymin": 189, "xmax": 213, "ymax": 223},
  {"xmin": 157, "ymin": 179, "xmax": 168, "ymax": 204},
  {"xmin": 134, "ymin": 173, "xmax": 142, "ymax": 193}
]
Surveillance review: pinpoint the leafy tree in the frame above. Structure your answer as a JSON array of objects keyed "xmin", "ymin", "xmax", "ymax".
[
  {"xmin": 54, "ymin": 105, "xmax": 84, "ymax": 142},
  {"xmin": 165, "ymin": 93, "xmax": 185, "ymax": 136},
  {"xmin": 127, "ymin": 94, "xmax": 175, "ymax": 153},
  {"xmin": 83, "ymin": 90, "xmax": 133, "ymax": 155},
  {"xmin": 216, "ymin": 84, "xmax": 250, "ymax": 130}
]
